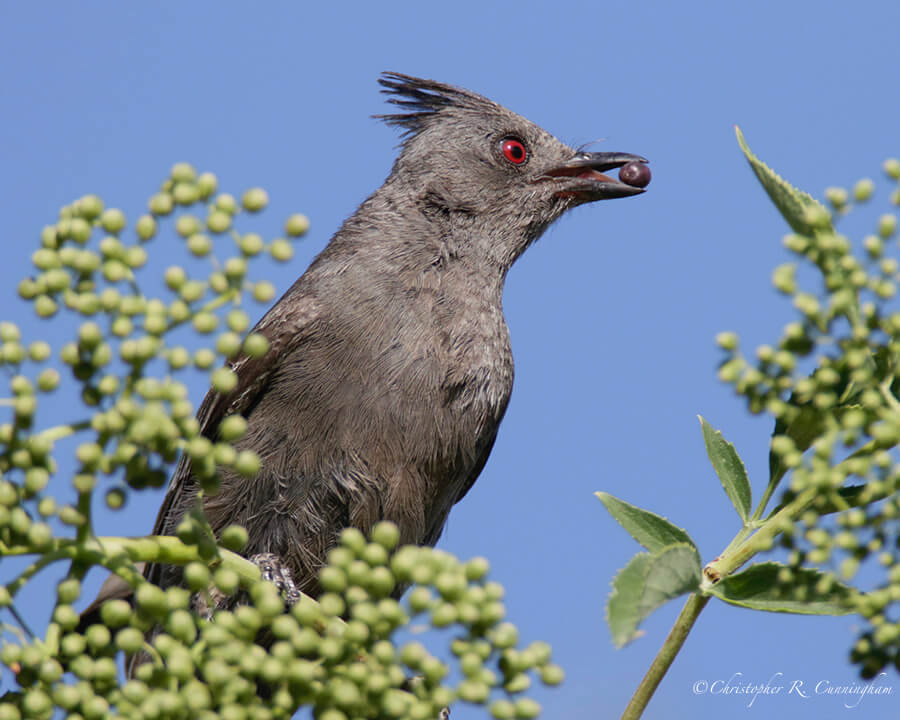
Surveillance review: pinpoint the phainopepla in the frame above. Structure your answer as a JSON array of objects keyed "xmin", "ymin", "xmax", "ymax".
[{"xmin": 85, "ymin": 71, "xmax": 649, "ymax": 621}]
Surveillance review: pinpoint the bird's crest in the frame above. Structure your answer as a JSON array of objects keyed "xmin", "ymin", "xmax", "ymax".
[{"xmin": 375, "ymin": 72, "xmax": 496, "ymax": 138}]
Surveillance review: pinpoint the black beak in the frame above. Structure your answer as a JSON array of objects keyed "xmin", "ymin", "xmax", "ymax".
[{"xmin": 540, "ymin": 151, "xmax": 649, "ymax": 200}]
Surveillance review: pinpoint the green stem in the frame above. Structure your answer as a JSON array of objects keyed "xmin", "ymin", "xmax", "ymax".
[
  {"xmin": 879, "ymin": 378, "xmax": 900, "ymax": 414},
  {"xmin": 620, "ymin": 593, "xmax": 711, "ymax": 720},
  {"xmin": 705, "ymin": 487, "xmax": 817, "ymax": 583},
  {"xmin": 36, "ymin": 419, "xmax": 92, "ymax": 443},
  {"xmin": 1, "ymin": 535, "xmax": 267, "ymax": 594},
  {"xmin": 751, "ymin": 467, "xmax": 787, "ymax": 523}
]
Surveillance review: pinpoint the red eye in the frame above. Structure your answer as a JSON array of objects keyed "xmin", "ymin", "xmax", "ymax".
[{"xmin": 501, "ymin": 138, "xmax": 527, "ymax": 165}]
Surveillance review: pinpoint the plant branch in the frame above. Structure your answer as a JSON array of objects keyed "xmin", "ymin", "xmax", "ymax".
[
  {"xmin": 620, "ymin": 593, "xmax": 710, "ymax": 720},
  {"xmin": 622, "ymin": 484, "xmax": 823, "ymax": 718}
]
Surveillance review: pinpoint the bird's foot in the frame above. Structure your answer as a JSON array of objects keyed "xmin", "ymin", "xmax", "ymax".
[
  {"xmin": 191, "ymin": 553, "xmax": 301, "ymax": 618},
  {"xmin": 249, "ymin": 552, "xmax": 302, "ymax": 606}
]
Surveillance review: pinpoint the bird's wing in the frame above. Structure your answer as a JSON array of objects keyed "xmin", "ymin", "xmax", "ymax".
[
  {"xmin": 454, "ymin": 430, "xmax": 498, "ymax": 505},
  {"xmin": 146, "ymin": 295, "xmax": 319, "ymax": 578},
  {"xmin": 150, "ymin": 351, "xmax": 275, "ymax": 534}
]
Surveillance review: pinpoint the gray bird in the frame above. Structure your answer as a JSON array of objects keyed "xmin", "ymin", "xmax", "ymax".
[{"xmin": 87, "ymin": 72, "xmax": 648, "ymax": 618}]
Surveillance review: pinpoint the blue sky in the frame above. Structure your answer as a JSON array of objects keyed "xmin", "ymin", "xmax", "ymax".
[{"xmin": 2, "ymin": 3, "xmax": 899, "ymax": 718}]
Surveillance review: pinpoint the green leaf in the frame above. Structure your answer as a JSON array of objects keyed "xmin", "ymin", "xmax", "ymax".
[
  {"xmin": 596, "ymin": 492, "xmax": 697, "ymax": 552},
  {"xmin": 699, "ymin": 416, "xmax": 752, "ymax": 522},
  {"xmin": 706, "ymin": 562, "xmax": 856, "ymax": 615},
  {"xmin": 607, "ymin": 544, "xmax": 702, "ymax": 648},
  {"xmin": 607, "ymin": 553, "xmax": 652, "ymax": 648},
  {"xmin": 735, "ymin": 126, "xmax": 832, "ymax": 236}
]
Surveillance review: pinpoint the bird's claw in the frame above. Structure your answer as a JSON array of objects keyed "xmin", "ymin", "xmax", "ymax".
[{"xmin": 250, "ymin": 552, "xmax": 302, "ymax": 606}]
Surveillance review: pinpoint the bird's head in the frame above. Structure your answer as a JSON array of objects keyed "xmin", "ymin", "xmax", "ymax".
[{"xmin": 376, "ymin": 72, "xmax": 649, "ymax": 269}]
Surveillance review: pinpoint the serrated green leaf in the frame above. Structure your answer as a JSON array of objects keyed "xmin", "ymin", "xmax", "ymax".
[
  {"xmin": 638, "ymin": 544, "xmax": 702, "ymax": 613},
  {"xmin": 607, "ymin": 544, "xmax": 702, "ymax": 648},
  {"xmin": 699, "ymin": 416, "xmax": 752, "ymax": 522},
  {"xmin": 735, "ymin": 126, "xmax": 832, "ymax": 236},
  {"xmin": 706, "ymin": 562, "xmax": 856, "ymax": 614},
  {"xmin": 607, "ymin": 553, "xmax": 652, "ymax": 648},
  {"xmin": 596, "ymin": 492, "xmax": 697, "ymax": 552}
]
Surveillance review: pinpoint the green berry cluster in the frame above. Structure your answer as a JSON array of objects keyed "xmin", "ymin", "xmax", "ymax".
[
  {"xmin": 0, "ymin": 523, "xmax": 559, "ymax": 719},
  {"xmin": 1, "ymin": 163, "xmax": 308, "ymax": 526},
  {"xmin": 716, "ymin": 159, "xmax": 900, "ymax": 677}
]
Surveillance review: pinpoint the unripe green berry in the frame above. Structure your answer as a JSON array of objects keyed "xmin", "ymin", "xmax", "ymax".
[
  {"xmin": 135, "ymin": 583, "xmax": 168, "ymax": 616},
  {"xmin": 371, "ymin": 521, "xmax": 400, "ymax": 550},
  {"xmin": 22, "ymin": 689, "xmax": 52, "ymax": 718},
  {"xmin": 125, "ymin": 245, "xmax": 147, "ymax": 268},
  {"xmin": 234, "ymin": 450, "xmax": 260, "ymax": 477},
  {"xmin": 193, "ymin": 312, "xmax": 218, "ymax": 334},
  {"xmin": 239, "ymin": 233, "xmax": 264, "ymax": 256},
  {"xmin": 221, "ymin": 524, "xmax": 249, "ymax": 551},
  {"xmin": 514, "ymin": 698, "xmax": 541, "ymax": 718},
  {"xmin": 57, "ymin": 578, "xmax": 81, "ymax": 604},
  {"xmin": 401, "ymin": 642, "xmax": 427, "ymax": 669},
  {"xmin": 224, "ymin": 257, "xmax": 246, "ymax": 279},
  {"xmin": 214, "ymin": 567, "xmax": 240, "ymax": 595},
  {"xmin": 320, "ymin": 566, "xmax": 348, "ymax": 593},
  {"xmin": 103, "ymin": 259, "xmax": 129, "ymax": 282},
  {"xmin": 78, "ymin": 321, "xmax": 103, "ymax": 348},
  {"xmin": 854, "ymin": 178, "xmax": 875, "ymax": 202},
  {"xmin": 149, "ymin": 192, "xmax": 174, "ymax": 215},
  {"xmin": 33, "ymin": 248, "xmax": 61, "ymax": 270},
  {"xmin": 215, "ymin": 193, "xmax": 238, "ymax": 213},
  {"xmin": 115, "ymin": 627, "xmax": 145, "ymax": 654},
  {"xmin": 491, "ymin": 700, "xmax": 516, "ymax": 719},
  {"xmin": 408, "ymin": 586, "xmax": 433, "ymax": 612},
  {"xmin": 431, "ymin": 602, "xmax": 458, "ymax": 627},
  {"xmin": 171, "ymin": 162, "xmax": 197, "ymax": 182},
  {"xmin": 540, "ymin": 663, "xmax": 564, "ymax": 685},
  {"xmin": 270, "ymin": 238, "xmax": 294, "ymax": 262},
  {"xmin": 36, "ymin": 368, "xmax": 60, "ymax": 391},
  {"xmin": 76, "ymin": 194, "xmax": 104, "ymax": 220},
  {"xmin": 253, "ymin": 281, "xmax": 276, "ymax": 302},
  {"xmin": 219, "ymin": 414, "xmax": 248, "ymax": 441},
  {"xmin": 194, "ymin": 348, "xmax": 217, "ymax": 369},
  {"xmin": 168, "ymin": 346, "xmax": 190, "ymax": 369},
  {"xmin": 209, "ymin": 271, "xmax": 228, "ymax": 294},
  {"xmin": 34, "ymin": 295, "xmax": 58, "ymax": 317},
  {"xmin": 458, "ymin": 679, "xmax": 489, "ymax": 703},
  {"xmin": 176, "ymin": 214, "xmax": 201, "ymax": 238},
  {"xmin": 111, "ymin": 315, "xmax": 133, "ymax": 337},
  {"xmin": 197, "ymin": 172, "xmax": 218, "ymax": 198},
  {"xmin": 173, "ymin": 182, "xmax": 199, "ymax": 205},
  {"xmin": 27, "ymin": 340, "xmax": 50, "ymax": 362},
  {"xmin": 241, "ymin": 188, "xmax": 269, "ymax": 212},
  {"xmin": 185, "ymin": 562, "xmax": 211, "ymax": 591},
  {"xmin": 285, "ymin": 213, "xmax": 310, "ymax": 237},
  {"xmin": 136, "ymin": 214, "xmax": 157, "ymax": 240},
  {"xmin": 207, "ymin": 211, "xmax": 231, "ymax": 233},
  {"xmin": 51, "ymin": 606, "xmax": 78, "ymax": 635},
  {"xmin": 105, "ymin": 487, "xmax": 126, "ymax": 509},
  {"xmin": 211, "ymin": 366, "xmax": 237, "ymax": 392},
  {"xmin": 243, "ymin": 332, "xmax": 270, "ymax": 358},
  {"xmin": 100, "ymin": 208, "xmax": 127, "ymax": 233},
  {"xmin": 465, "ymin": 556, "xmax": 490, "ymax": 581}
]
